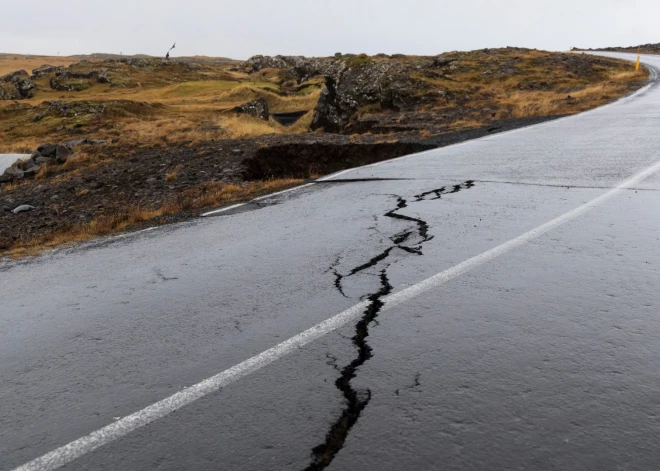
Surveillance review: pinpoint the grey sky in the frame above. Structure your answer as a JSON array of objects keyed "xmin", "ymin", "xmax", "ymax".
[{"xmin": 2, "ymin": 0, "xmax": 658, "ymax": 59}]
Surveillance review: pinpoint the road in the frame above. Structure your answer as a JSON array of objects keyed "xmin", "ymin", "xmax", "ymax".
[
  {"xmin": 3, "ymin": 51, "xmax": 660, "ymax": 470},
  {"xmin": 0, "ymin": 154, "xmax": 29, "ymax": 176}
]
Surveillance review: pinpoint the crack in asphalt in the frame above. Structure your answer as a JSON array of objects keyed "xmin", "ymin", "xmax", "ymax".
[
  {"xmin": 414, "ymin": 179, "xmax": 475, "ymax": 201},
  {"xmin": 395, "ymin": 372, "xmax": 422, "ymax": 396},
  {"xmin": 305, "ymin": 269, "xmax": 392, "ymax": 471},
  {"xmin": 305, "ymin": 180, "xmax": 475, "ymax": 470}
]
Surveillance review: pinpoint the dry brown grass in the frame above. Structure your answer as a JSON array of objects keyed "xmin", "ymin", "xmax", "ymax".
[
  {"xmin": 3, "ymin": 178, "xmax": 304, "ymax": 258},
  {"xmin": 34, "ymin": 164, "xmax": 54, "ymax": 180},
  {"xmin": 1, "ymin": 181, "xmax": 20, "ymax": 191},
  {"xmin": 414, "ymin": 51, "xmax": 649, "ymax": 124},
  {"xmin": 0, "ymin": 54, "xmax": 79, "ymax": 76},
  {"xmin": 499, "ymin": 81, "xmax": 638, "ymax": 119},
  {"xmin": 0, "ymin": 84, "xmax": 320, "ymax": 153},
  {"xmin": 449, "ymin": 118, "xmax": 485, "ymax": 130},
  {"xmin": 61, "ymin": 151, "xmax": 108, "ymax": 170}
]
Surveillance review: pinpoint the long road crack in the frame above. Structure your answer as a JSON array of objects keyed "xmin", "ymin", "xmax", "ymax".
[
  {"xmin": 305, "ymin": 269, "xmax": 392, "ymax": 471},
  {"xmin": 305, "ymin": 180, "xmax": 475, "ymax": 470}
]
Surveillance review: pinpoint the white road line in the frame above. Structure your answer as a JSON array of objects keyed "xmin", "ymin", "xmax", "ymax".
[
  {"xmin": 200, "ymin": 183, "xmax": 316, "ymax": 217},
  {"xmin": 14, "ymin": 157, "xmax": 660, "ymax": 471},
  {"xmin": 252, "ymin": 182, "xmax": 315, "ymax": 201},
  {"xmin": 201, "ymin": 203, "xmax": 246, "ymax": 217}
]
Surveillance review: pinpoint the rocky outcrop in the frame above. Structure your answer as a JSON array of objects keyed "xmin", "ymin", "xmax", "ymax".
[
  {"xmin": 31, "ymin": 64, "xmax": 64, "ymax": 78},
  {"xmin": 49, "ymin": 76, "xmax": 92, "ymax": 91},
  {"xmin": 97, "ymin": 70, "xmax": 111, "ymax": 83},
  {"xmin": 0, "ymin": 70, "xmax": 37, "ymax": 99},
  {"xmin": 2, "ymin": 70, "xmax": 30, "ymax": 82},
  {"xmin": 233, "ymin": 97, "xmax": 270, "ymax": 120},
  {"xmin": 311, "ymin": 61, "xmax": 427, "ymax": 132},
  {"xmin": 0, "ymin": 140, "xmax": 107, "ymax": 183},
  {"xmin": 245, "ymin": 55, "xmax": 296, "ymax": 72},
  {"xmin": 0, "ymin": 83, "xmax": 22, "ymax": 100},
  {"xmin": 431, "ymin": 56, "xmax": 458, "ymax": 68},
  {"xmin": 32, "ymin": 101, "xmax": 106, "ymax": 122},
  {"xmin": 16, "ymin": 78, "xmax": 37, "ymax": 97},
  {"xmin": 245, "ymin": 55, "xmax": 335, "ymax": 84},
  {"xmin": 243, "ymin": 55, "xmax": 428, "ymax": 131}
]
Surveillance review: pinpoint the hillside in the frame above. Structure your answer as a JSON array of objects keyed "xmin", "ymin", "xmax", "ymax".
[
  {"xmin": 577, "ymin": 43, "xmax": 660, "ymax": 55},
  {"xmin": 0, "ymin": 48, "xmax": 649, "ymax": 257}
]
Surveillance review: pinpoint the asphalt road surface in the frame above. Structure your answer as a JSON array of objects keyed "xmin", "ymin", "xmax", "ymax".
[
  {"xmin": 3, "ymin": 52, "xmax": 660, "ymax": 470},
  {"xmin": 0, "ymin": 155, "xmax": 29, "ymax": 176}
]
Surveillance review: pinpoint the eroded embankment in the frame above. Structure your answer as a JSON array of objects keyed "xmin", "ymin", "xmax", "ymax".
[{"xmin": 242, "ymin": 142, "xmax": 436, "ymax": 180}]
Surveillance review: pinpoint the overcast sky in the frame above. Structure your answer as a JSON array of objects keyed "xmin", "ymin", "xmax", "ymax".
[{"xmin": 2, "ymin": 0, "xmax": 659, "ymax": 59}]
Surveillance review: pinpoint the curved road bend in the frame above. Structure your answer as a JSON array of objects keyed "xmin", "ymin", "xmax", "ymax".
[{"xmin": 3, "ymin": 52, "xmax": 660, "ymax": 470}]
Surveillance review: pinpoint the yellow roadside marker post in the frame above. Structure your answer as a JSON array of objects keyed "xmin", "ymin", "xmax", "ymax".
[{"xmin": 636, "ymin": 55, "xmax": 641, "ymax": 71}]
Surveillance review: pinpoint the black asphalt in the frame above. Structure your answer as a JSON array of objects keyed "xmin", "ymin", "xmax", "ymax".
[{"xmin": 2, "ymin": 52, "xmax": 660, "ymax": 470}]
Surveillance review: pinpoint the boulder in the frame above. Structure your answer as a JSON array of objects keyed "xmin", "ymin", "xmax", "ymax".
[
  {"xmin": 22, "ymin": 165, "xmax": 41, "ymax": 178},
  {"xmin": 37, "ymin": 143, "xmax": 58, "ymax": 158},
  {"xmin": 1, "ymin": 70, "xmax": 29, "ymax": 83},
  {"xmin": 0, "ymin": 82, "xmax": 21, "ymax": 100},
  {"xmin": 15, "ymin": 78, "xmax": 37, "ymax": 98},
  {"xmin": 55, "ymin": 145, "xmax": 71, "ymax": 163},
  {"xmin": 97, "ymin": 70, "xmax": 110, "ymax": 83},
  {"xmin": 431, "ymin": 56, "xmax": 458, "ymax": 68},
  {"xmin": 0, "ymin": 70, "xmax": 36, "ymax": 100},
  {"xmin": 5, "ymin": 168, "xmax": 24, "ymax": 179},
  {"xmin": 233, "ymin": 98, "xmax": 270, "ymax": 120},
  {"xmin": 31, "ymin": 64, "xmax": 60, "ymax": 78},
  {"xmin": 35, "ymin": 156, "xmax": 55, "ymax": 164},
  {"xmin": 311, "ymin": 61, "xmax": 426, "ymax": 132}
]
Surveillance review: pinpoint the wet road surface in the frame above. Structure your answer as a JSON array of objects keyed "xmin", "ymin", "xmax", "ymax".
[{"xmin": 3, "ymin": 52, "xmax": 660, "ymax": 470}]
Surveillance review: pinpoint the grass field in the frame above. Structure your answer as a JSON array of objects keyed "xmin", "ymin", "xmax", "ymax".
[{"xmin": 0, "ymin": 54, "xmax": 81, "ymax": 76}]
